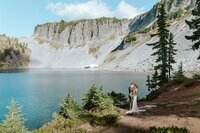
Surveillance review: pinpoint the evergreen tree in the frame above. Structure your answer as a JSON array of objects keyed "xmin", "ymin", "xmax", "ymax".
[
  {"xmin": 185, "ymin": 0, "xmax": 200, "ymax": 59},
  {"xmin": 147, "ymin": 3, "xmax": 169, "ymax": 85},
  {"xmin": 168, "ymin": 33, "xmax": 177, "ymax": 80},
  {"xmin": 146, "ymin": 75, "xmax": 152, "ymax": 91},
  {"xmin": 172, "ymin": 62, "xmax": 186, "ymax": 82},
  {"xmin": 83, "ymin": 84, "xmax": 113, "ymax": 114},
  {"xmin": 59, "ymin": 94, "xmax": 80, "ymax": 119},
  {"xmin": 2, "ymin": 98, "xmax": 26, "ymax": 133},
  {"xmin": 151, "ymin": 70, "xmax": 159, "ymax": 90}
]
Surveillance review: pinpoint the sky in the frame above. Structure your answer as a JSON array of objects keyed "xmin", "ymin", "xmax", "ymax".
[{"xmin": 0, "ymin": 0, "xmax": 160, "ymax": 37}]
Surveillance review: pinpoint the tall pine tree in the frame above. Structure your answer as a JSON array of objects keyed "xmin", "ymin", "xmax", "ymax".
[
  {"xmin": 151, "ymin": 70, "xmax": 159, "ymax": 90},
  {"xmin": 146, "ymin": 75, "xmax": 152, "ymax": 91},
  {"xmin": 168, "ymin": 33, "xmax": 177, "ymax": 80},
  {"xmin": 147, "ymin": 3, "xmax": 169, "ymax": 85},
  {"xmin": 185, "ymin": 0, "xmax": 200, "ymax": 59},
  {"xmin": 2, "ymin": 98, "xmax": 26, "ymax": 133}
]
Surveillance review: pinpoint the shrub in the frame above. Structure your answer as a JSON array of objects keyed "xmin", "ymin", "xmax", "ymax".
[
  {"xmin": 184, "ymin": 80, "xmax": 195, "ymax": 88},
  {"xmin": 138, "ymin": 27, "xmax": 151, "ymax": 34},
  {"xmin": 59, "ymin": 94, "xmax": 81, "ymax": 119},
  {"xmin": 90, "ymin": 114, "xmax": 118, "ymax": 126},
  {"xmin": 82, "ymin": 84, "xmax": 114, "ymax": 114},
  {"xmin": 124, "ymin": 33, "xmax": 137, "ymax": 43},
  {"xmin": 33, "ymin": 114, "xmax": 86, "ymax": 133},
  {"xmin": 149, "ymin": 126, "xmax": 189, "ymax": 133},
  {"xmin": 108, "ymin": 91, "xmax": 127, "ymax": 107},
  {"xmin": 171, "ymin": 62, "xmax": 187, "ymax": 83},
  {"xmin": 192, "ymin": 73, "xmax": 200, "ymax": 80}
]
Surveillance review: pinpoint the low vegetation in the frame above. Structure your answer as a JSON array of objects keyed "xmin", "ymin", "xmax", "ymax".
[
  {"xmin": 57, "ymin": 20, "xmax": 78, "ymax": 34},
  {"xmin": 96, "ymin": 17, "xmax": 124, "ymax": 24},
  {"xmin": 168, "ymin": 9, "xmax": 185, "ymax": 21},
  {"xmin": 107, "ymin": 91, "xmax": 128, "ymax": 107},
  {"xmin": 149, "ymin": 126, "xmax": 189, "ymax": 133},
  {"xmin": 124, "ymin": 33, "xmax": 137, "ymax": 43}
]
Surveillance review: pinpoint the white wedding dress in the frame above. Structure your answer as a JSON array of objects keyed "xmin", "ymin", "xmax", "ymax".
[
  {"xmin": 131, "ymin": 95, "xmax": 139, "ymax": 112},
  {"xmin": 126, "ymin": 86, "xmax": 146, "ymax": 114}
]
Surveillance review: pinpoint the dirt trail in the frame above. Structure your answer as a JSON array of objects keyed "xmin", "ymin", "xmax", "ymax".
[{"xmin": 87, "ymin": 81, "xmax": 200, "ymax": 133}]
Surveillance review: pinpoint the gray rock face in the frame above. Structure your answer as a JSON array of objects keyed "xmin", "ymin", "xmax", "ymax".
[
  {"xmin": 129, "ymin": 0, "xmax": 196, "ymax": 32},
  {"xmin": 34, "ymin": 18, "xmax": 132, "ymax": 47}
]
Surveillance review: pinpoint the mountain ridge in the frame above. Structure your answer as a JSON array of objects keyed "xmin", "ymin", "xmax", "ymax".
[{"xmin": 18, "ymin": 0, "xmax": 200, "ymax": 72}]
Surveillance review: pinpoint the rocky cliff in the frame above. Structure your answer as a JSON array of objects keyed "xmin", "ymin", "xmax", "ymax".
[
  {"xmin": 34, "ymin": 18, "xmax": 131, "ymax": 47},
  {"xmin": 129, "ymin": 0, "xmax": 196, "ymax": 32},
  {"xmin": 20, "ymin": 0, "xmax": 200, "ymax": 72}
]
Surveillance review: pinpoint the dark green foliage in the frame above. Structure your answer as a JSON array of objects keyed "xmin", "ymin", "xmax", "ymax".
[
  {"xmin": 124, "ymin": 33, "xmax": 137, "ymax": 43},
  {"xmin": 146, "ymin": 75, "xmax": 152, "ymax": 91},
  {"xmin": 168, "ymin": 33, "xmax": 177, "ymax": 80},
  {"xmin": 184, "ymin": 80, "xmax": 195, "ymax": 88},
  {"xmin": 146, "ymin": 70, "xmax": 159, "ymax": 92},
  {"xmin": 185, "ymin": 0, "xmax": 200, "ymax": 59},
  {"xmin": 172, "ymin": 62, "xmax": 187, "ymax": 83},
  {"xmin": 90, "ymin": 114, "xmax": 118, "ymax": 126},
  {"xmin": 108, "ymin": 91, "xmax": 127, "ymax": 107},
  {"xmin": 59, "ymin": 94, "xmax": 80, "ymax": 119},
  {"xmin": 82, "ymin": 84, "xmax": 114, "ymax": 114},
  {"xmin": 151, "ymin": 70, "xmax": 159, "ymax": 90},
  {"xmin": 149, "ymin": 126, "xmax": 189, "ymax": 133},
  {"xmin": 2, "ymin": 98, "xmax": 26, "ymax": 133},
  {"xmin": 0, "ymin": 47, "xmax": 21, "ymax": 63},
  {"xmin": 192, "ymin": 73, "xmax": 200, "ymax": 80},
  {"xmin": 147, "ymin": 3, "xmax": 170, "ymax": 85}
]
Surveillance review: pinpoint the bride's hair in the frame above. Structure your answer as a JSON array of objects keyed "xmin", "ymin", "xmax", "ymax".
[{"xmin": 134, "ymin": 84, "xmax": 138, "ymax": 89}]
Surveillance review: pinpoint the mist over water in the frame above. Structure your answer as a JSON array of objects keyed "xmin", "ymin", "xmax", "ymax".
[{"xmin": 0, "ymin": 69, "xmax": 149, "ymax": 130}]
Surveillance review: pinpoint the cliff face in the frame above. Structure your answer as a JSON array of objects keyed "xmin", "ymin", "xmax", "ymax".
[
  {"xmin": 20, "ymin": 0, "xmax": 200, "ymax": 72},
  {"xmin": 129, "ymin": 0, "xmax": 196, "ymax": 32},
  {"xmin": 34, "ymin": 18, "xmax": 131, "ymax": 47}
]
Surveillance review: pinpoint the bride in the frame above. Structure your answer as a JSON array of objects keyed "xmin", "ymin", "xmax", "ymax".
[{"xmin": 126, "ymin": 83, "xmax": 139, "ymax": 114}]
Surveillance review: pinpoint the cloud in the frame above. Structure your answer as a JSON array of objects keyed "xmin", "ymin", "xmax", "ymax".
[{"xmin": 47, "ymin": 0, "xmax": 144, "ymax": 20}]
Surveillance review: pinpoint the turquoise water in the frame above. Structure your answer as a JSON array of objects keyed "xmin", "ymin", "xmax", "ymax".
[{"xmin": 0, "ymin": 69, "xmax": 149, "ymax": 130}]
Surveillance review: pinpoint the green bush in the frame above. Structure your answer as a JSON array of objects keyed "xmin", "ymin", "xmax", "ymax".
[
  {"xmin": 108, "ymin": 91, "xmax": 127, "ymax": 107},
  {"xmin": 171, "ymin": 62, "xmax": 187, "ymax": 83},
  {"xmin": 149, "ymin": 126, "xmax": 189, "ymax": 133},
  {"xmin": 192, "ymin": 73, "xmax": 200, "ymax": 80},
  {"xmin": 90, "ymin": 114, "xmax": 118, "ymax": 126},
  {"xmin": 59, "ymin": 94, "xmax": 81, "ymax": 119},
  {"xmin": 124, "ymin": 33, "xmax": 137, "ymax": 43},
  {"xmin": 184, "ymin": 80, "xmax": 195, "ymax": 88},
  {"xmin": 82, "ymin": 84, "xmax": 114, "ymax": 114},
  {"xmin": 138, "ymin": 27, "xmax": 151, "ymax": 34}
]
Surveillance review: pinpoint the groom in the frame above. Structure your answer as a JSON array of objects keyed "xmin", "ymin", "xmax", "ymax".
[{"xmin": 128, "ymin": 83, "xmax": 134, "ymax": 109}]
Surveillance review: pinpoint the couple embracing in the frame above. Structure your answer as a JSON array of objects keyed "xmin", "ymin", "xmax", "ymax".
[{"xmin": 126, "ymin": 83, "xmax": 139, "ymax": 114}]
